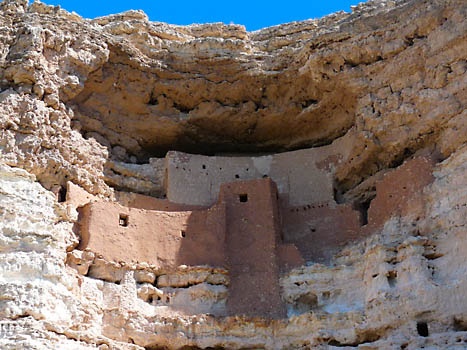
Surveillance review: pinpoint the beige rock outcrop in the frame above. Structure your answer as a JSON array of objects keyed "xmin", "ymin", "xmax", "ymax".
[
  {"xmin": 0, "ymin": 0, "xmax": 466, "ymax": 349},
  {"xmin": 0, "ymin": 0, "xmax": 465, "ymax": 200}
]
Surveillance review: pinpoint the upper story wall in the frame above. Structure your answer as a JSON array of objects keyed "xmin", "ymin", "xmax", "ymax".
[
  {"xmin": 166, "ymin": 138, "xmax": 349, "ymax": 206},
  {"xmin": 220, "ymin": 179, "xmax": 283, "ymax": 267},
  {"xmin": 365, "ymin": 154, "xmax": 436, "ymax": 232}
]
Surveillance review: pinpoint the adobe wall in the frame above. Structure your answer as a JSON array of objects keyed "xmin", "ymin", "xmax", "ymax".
[
  {"xmin": 76, "ymin": 178, "xmax": 304, "ymax": 318},
  {"xmin": 281, "ymin": 202, "xmax": 361, "ymax": 263},
  {"xmin": 277, "ymin": 244, "xmax": 305, "ymax": 272},
  {"xmin": 220, "ymin": 179, "xmax": 286, "ymax": 318},
  {"xmin": 74, "ymin": 153, "xmax": 436, "ymax": 271},
  {"xmin": 78, "ymin": 201, "xmax": 226, "ymax": 271},
  {"xmin": 73, "ymin": 154, "xmax": 436, "ymax": 318},
  {"xmin": 364, "ymin": 154, "xmax": 436, "ymax": 233},
  {"xmin": 279, "ymin": 155, "xmax": 436, "ymax": 263},
  {"xmin": 115, "ymin": 191, "xmax": 206, "ymax": 211},
  {"xmin": 165, "ymin": 138, "xmax": 346, "ymax": 206},
  {"xmin": 65, "ymin": 181, "xmax": 98, "ymax": 208}
]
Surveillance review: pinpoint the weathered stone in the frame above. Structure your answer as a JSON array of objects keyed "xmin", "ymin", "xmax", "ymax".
[
  {"xmin": 134, "ymin": 270, "xmax": 156, "ymax": 284},
  {"xmin": 66, "ymin": 249, "xmax": 95, "ymax": 275},
  {"xmin": 87, "ymin": 258, "xmax": 126, "ymax": 283},
  {"xmin": 136, "ymin": 284, "xmax": 164, "ymax": 303},
  {"xmin": 0, "ymin": 0, "xmax": 466, "ymax": 349}
]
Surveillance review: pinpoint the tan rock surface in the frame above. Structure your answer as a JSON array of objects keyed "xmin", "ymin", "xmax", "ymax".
[
  {"xmin": 0, "ymin": 0, "xmax": 466, "ymax": 349},
  {"xmin": 0, "ymin": 0, "xmax": 465, "ymax": 200}
]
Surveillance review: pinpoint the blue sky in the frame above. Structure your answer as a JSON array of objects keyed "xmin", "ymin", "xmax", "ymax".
[{"xmin": 40, "ymin": 0, "xmax": 362, "ymax": 31}]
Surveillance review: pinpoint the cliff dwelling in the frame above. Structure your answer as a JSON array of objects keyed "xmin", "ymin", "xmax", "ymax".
[
  {"xmin": 1, "ymin": 0, "xmax": 466, "ymax": 349},
  {"xmin": 69, "ymin": 146, "xmax": 437, "ymax": 318}
]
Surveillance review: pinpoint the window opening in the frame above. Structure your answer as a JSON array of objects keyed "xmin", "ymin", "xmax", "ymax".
[
  {"xmin": 417, "ymin": 322, "xmax": 429, "ymax": 337},
  {"xmin": 239, "ymin": 194, "xmax": 248, "ymax": 203},
  {"xmin": 119, "ymin": 214, "xmax": 129, "ymax": 227}
]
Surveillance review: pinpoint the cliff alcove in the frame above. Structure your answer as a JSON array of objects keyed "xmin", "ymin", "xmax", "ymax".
[{"xmin": 0, "ymin": 0, "xmax": 466, "ymax": 349}]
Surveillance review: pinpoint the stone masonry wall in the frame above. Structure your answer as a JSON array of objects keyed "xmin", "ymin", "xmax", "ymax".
[
  {"xmin": 76, "ymin": 178, "xmax": 304, "ymax": 318},
  {"xmin": 78, "ymin": 201, "xmax": 226, "ymax": 271},
  {"xmin": 165, "ymin": 137, "xmax": 348, "ymax": 206},
  {"xmin": 221, "ymin": 179, "xmax": 287, "ymax": 318},
  {"xmin": 281, "ymin": 202, "xmax": 361, "ymax": 263},
  {"xmin": 281, "ymin": 154, "xmax": 436, "ymax": 263},
  {"xmin": 0, "ymin": 0, "xmax": 465, "ymax": 347}
]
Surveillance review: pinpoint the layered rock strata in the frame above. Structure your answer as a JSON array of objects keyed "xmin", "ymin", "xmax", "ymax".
[{"xmin": 0, "ymin": 0, "xmax": 466, "ymax": 349}]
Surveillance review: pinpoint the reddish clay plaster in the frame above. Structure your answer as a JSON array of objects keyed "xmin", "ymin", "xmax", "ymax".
[
  {"xmin": 73, "ymin": 155, "xmax": 435, "ymax": 318},
  {"xmin": 280, "ymin": 155, "xmax": 436, "ymax": 263},
  {"xmin": 116, "ymin": 192, "xmax": 205, "ymax": 211},
  {"xmin": 77, "ymin": 179, "xmax": 302, "ymax": 318},
  {"xmin": 281, "ymin": 202, "xmax": 361, "ymax": 263},
  {"xmin": 78, "ymin": 202, "xmax": 226, "ymax": 269},
  {"xmin": 66, "ymin": 182, "xmax": 97, "ymax": 209},
  {"xmin": 364, "ymin": 155, "xmax": 436, "ymax": 232},
  {"xmin": 220, "ymin": 180, "xmax": 286, "ymax": 318}
]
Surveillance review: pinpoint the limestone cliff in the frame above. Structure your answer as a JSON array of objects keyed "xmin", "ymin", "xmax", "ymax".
[{"xmin": 0, "ymin": 0, "xmax": 466, "ymax": 349}]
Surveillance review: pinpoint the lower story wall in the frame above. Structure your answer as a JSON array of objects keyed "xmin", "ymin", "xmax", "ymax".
[
  {"xmin": 78, "ymin": 201, "xmax": 226, "ymax": 271},
  {"xmin": 281, "ymin": 203, "xmax": 361, "ymax": 263}
]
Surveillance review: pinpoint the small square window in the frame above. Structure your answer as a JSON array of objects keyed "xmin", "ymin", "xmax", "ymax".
[
  {"xmin": 119, "ymin": 214, "xmax": 129, "ymax": 227},
  {"xmin": 239, "ymin": 194, "xmax": 248, "ymax": 203}
]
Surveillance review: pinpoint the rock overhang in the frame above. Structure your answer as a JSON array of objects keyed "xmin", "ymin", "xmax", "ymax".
[{"xmin": 1, "ymin": 0, "xmax": 467, "ymax": 347}]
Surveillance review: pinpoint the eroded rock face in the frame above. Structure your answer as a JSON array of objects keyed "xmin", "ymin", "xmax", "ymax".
[
  {"xmin": 0, "ymin": 0, "xmax": 465, "ymax": 200},
  {"xmin": 0, "ymin": 0, "xmax": 466, "ymax": 349},
  {"xmin": 2, "ymin": 147, "xmax": 467, "ymax": 348}
]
